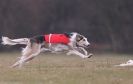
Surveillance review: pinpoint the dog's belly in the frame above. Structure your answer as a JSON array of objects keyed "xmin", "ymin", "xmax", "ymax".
[{"xmin": 50, "ymin": 44, "xmax": 69, "ymax": 52}]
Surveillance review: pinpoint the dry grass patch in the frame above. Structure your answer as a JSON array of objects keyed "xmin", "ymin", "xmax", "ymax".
[{"xmin": 0, "ymin": 52, "xmax": 133, "ymax": 84}]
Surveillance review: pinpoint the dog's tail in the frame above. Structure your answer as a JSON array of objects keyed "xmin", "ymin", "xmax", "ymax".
[{"xmin": 1, "ymin": 36, "xmax": 29, "ymax": 45}]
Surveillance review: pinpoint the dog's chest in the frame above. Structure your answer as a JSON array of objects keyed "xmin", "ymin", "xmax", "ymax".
[{"xmin": 44, "ymin": 34, "xmax": 70, "ymax": 44}]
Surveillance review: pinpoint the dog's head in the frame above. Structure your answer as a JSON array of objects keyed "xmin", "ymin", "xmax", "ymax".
[
  {"xmin": 76, "ymin": 34, "xmax": 90, "ymax": 47},
  {"xmin": 67, "ymin": 32, "xmax": 90, "ymax": 47}
]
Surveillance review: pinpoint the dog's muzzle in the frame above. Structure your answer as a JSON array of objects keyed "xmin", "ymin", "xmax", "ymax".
[
  {"xmin": 87, "ymin": 44, "xmax": 90, "ymax": 47},
  {"xmin": 84, "ymin": 44, "xmax": 90, "ymax": 47}
]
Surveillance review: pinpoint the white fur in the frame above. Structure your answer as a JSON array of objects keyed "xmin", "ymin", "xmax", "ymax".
[
  {"xmin": 2, "ymin": 36, "xmax": 29, "ymax": 45},
  {"xmin": 68, "ymin": 32, "xmax": 78, "ymax": 47},
  {"xmin": 77, "ymin": 36, "xmax": 90, "ymax": 47}
]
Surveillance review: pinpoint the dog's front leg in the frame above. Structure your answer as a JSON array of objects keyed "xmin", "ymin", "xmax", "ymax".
[
  {"xmin": 78, "ymin": 47, "xmax": 88, "ymax": 55},
  {"xmin": 67, "ymin": 50, "xmax": 91, "ymax": 58},
  {"xmin": 78, "ymin": 47, "xmax": 93, "ymax": 58}
]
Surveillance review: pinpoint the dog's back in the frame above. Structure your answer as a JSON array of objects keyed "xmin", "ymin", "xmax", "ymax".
[{"xmin": 30, "ymin": 35, "xmax": 45, "ymax": 44}]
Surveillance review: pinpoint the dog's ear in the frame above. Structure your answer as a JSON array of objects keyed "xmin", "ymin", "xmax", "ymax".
[
  {"xmin": 64, "ymin": 32, "xmax": 73, "ymax": 37},
  {"xmin": 76, "ymin": 34, "xmax": 83, "ymax": 41}
]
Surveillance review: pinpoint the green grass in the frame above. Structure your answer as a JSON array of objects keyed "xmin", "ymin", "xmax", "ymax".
[{"xmin": 0, "ymin": 52, "xmax": 133, "ymax": 84}]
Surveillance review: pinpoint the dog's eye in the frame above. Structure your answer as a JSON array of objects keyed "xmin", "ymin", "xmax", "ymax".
[{"xmin": 83, "ymin": 39, "xmax": 85, "ymax": 41}]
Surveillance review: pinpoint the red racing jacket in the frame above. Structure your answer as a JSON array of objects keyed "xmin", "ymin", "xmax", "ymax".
[{"xmin": 44, "ymin": 34, "xmax": 70, "ymax": 44}]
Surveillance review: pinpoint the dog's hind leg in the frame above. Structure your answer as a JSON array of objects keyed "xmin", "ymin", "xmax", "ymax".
[
  {"xmin": 11, "ymin": 43, "xmax": 41, "ymax": 68},
  {"xmin": 19, "ymin": 52, "xmax": 40, "ymax": 68}
]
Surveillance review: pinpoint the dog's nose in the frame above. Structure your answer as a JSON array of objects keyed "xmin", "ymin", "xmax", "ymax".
[{"xmin": 87, "ymin": 44, "xmax": 90, "ymax": 47}]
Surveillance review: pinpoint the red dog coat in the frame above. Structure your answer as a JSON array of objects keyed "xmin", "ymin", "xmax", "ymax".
[{"xmin": 44, "ymin": 34, "xmax": 70, "ymax": 44}]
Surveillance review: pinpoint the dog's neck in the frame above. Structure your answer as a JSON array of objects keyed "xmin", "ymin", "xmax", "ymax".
[{"xmin": 68, "ymin": 32, "xmax": 78, "ymax": 48}]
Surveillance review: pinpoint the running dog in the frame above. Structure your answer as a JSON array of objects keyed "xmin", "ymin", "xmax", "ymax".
[{"xmin": 2, "ymin": 32, "xmax": 93, "ymax": 68}]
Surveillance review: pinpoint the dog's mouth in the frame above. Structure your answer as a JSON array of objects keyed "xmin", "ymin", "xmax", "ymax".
[
  {"xmin": 76, "ymin": 44, "xmax": 89, "ymax": 48},
  {"xmin": 83, "ymin": 44, "xmax": 90, "ymax": 48}
]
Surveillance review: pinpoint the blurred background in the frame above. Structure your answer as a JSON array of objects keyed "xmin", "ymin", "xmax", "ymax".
[{"xmin": 0, "ymin": 0, "xmax": 133, "ymax": 53}]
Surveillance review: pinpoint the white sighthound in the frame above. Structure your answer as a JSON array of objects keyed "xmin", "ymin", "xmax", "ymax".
[{"xmin": 2, "ymin": 32, "xmax": 93, "ymax": 68}]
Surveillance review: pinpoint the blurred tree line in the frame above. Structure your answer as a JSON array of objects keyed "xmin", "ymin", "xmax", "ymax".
[{"xmin": 0, "ymin": 0, "xmax": 133, "ymax": 53}]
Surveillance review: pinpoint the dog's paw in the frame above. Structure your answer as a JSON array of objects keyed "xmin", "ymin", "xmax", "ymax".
[{"xmin": 87, "ymin": 53, "xmax": 93, "ymax": 58}]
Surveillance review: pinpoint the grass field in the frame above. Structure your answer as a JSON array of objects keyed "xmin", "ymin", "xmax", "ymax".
[{"xmin": 0, "ymin": 52, "xmax": 133, "ymax": 84}]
